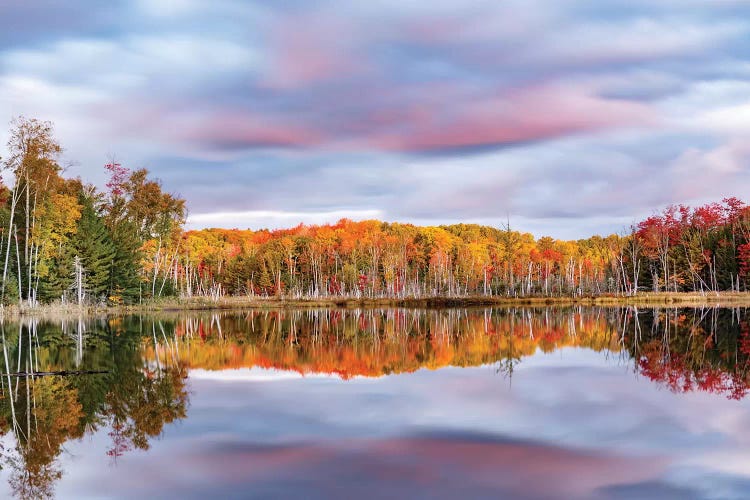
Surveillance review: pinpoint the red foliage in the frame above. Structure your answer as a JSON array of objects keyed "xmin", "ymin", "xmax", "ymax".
[
  {"xmin": 740, "ymin": 321, "xmax": 750, "ymax": 357},
  {"xmin": 105, "ymin": 161, "xmax": 129, "ymax": 197},
  {"xmin": 106, "ymin": 420, "xmax": 132, "ymax": 460},
  {"xmin": 722, "ymin": 197, "xmax": 748, "ymax": 223},
  {"xmin": 357, "ymin": 274, "xmax": 369, "ymax": 293},
  {"xmin": 691, "ymin": 202, "xmax": 725, "ymax": 230},
  {"xmin": 637, "ymin": 338, "xmax": 750, "ymax": 400},
  {"xmin": 327, "ymin": 275, "xmax": 342, "ymax": 295},
  {"xmin": 739, "ymin": 243, "xmax": 750, "ymax": 279}
]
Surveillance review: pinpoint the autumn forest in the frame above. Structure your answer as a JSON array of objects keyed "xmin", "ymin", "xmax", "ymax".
[{"xmin": 4, "ymin": 117, "xmax": 750, "ymax": 308}]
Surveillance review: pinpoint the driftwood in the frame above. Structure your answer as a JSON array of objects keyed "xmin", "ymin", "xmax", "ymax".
[{"xmin": 1, "ymin": 370, "xmax": 109, "ymax": 378}]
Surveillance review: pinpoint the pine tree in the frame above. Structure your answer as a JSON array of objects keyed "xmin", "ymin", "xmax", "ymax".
[
  {"xmin": 107, "ymin": 220, "xmax": 142, "ymax": 304},
  {"xmin": 74, "ymin": 196, "xmax": 115, "ymax": 300},
  {"xmin": 38, "ymin": 243, "xmax": 74, "ymax": 302}
]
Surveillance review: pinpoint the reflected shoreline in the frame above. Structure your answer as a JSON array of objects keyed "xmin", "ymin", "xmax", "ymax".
[{"xmin": 6, "ymin": 291, "xmax": 750, "ymax": 321}]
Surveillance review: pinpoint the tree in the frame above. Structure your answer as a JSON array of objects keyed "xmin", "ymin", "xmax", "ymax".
[
  {"xmin": 101, "ymin": 163, "xmax": 186, "ymax": 302},
  {"xmin": 73, "ymin": 193, "xmax": 115, "ymax": 300},
  {"xmin": 107, "ymin": 220, "xmax": 142, "ymax": 303},
  {"xmin": 1, "ymin": 117, "xmax": 64, "ymax": 305}
]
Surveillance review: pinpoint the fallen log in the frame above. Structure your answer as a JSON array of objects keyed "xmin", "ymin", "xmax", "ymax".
[{"xmin": 0, "ymin": 370, "xmax": 109, "ymax": 378}]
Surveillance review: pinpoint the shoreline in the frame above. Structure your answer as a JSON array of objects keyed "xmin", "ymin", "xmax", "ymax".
[{"xmin": 5, "ymin": 292, "xmax": 750, "ymax": 318}]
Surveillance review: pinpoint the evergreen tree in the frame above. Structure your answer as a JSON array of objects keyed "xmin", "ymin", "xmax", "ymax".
[
  {"xmin": 107, "ymin": 220, "xmax": 142, "ymax": 304},
  {"xmin": 74, "ymin": 196, "xmax": 116, "ymax": 300},
  {"xmin": 38, "ymin": 244, "xmax": 74, "ymax": 302}
]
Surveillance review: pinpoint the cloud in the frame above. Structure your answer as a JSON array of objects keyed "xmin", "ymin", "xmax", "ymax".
[
  {"xmin": 69, "ymin": 432, "xmax": 671, "ymax": 499},
  {"xmin": 1, "ymin": 0, "xmax": 750, "ymax": 237},
  {"xmin": 367, "ymin": 82, "xmax": 654, "ymax": 152},
  {"xmin": 186, "ymin": 209, "xmax": 384, "ymax": 230},
  {"xmin": 0, "ymin": 1, "xmax": 128, "ymax": 49}
]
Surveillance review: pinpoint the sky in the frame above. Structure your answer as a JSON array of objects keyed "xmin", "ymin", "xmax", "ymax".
[{"xmin": 1, "ymin": 1, "xmax": 750, "ymax": 238}]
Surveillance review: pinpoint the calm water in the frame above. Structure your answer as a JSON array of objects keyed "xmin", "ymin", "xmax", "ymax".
[{"xmin": 0, "ymin": 307, "xmax": 749, "ymax": 499}]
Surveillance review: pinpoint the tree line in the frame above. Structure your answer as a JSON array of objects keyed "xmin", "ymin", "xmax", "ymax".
[
  {"xmin": 181, "ymin": 198, "xmax": 750, "ymax": 299},
  {"xmin": 3, "ymin": 116, "xmax": 750, "ymax": 306},
  {"xmin": 0, "ymin": 117, "xmax": 184, "ymax": 307}
]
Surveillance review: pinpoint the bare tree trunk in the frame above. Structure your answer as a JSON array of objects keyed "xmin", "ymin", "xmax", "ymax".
[
  {"xmin": 152, "ymin": 238, "xmax": 162, "ymax": 297},
  {"xmin": 14, "ymin": 228, "xmax": 22, "ymax": 307},
  {"xmin": 1, "ymin": 325, "xmax": 19, "ymax": 436},
  {"xmin": 2, "ymin": 188, "xmax": 21, "ymax": 303}
]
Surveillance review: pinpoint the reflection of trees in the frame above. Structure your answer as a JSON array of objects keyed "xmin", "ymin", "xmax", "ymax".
[
  {"xmin": 102, "ymin": 318, "xmax": 188, "ymax": 461},
  {"xmin": 621, "ymin": 307, "xmax": 750, "ymax": 399},
  {"xmin": 0, "ymin": 317, "xmax": 188, "ymax": 499},
  {"xmin": 105, "ymin": 365, "xmax": 187, "ymax": 459},
  {"xmin": 148, "ymin": 308, "xmax": 625, "ymax": 378},
  {"xmin": 5, "ymin": 377, "xmax": 82, "ymax": 500},
  {"xmin": 0, "ymin": 306, "xmax": 749, "ymax": 498},
  {"xmin": 150, "ymin": 308, "xmax": 750, "ymax": 401}
]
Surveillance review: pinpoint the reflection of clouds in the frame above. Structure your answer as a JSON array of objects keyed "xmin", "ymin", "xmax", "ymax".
[
  {"xmin": 189, "ymin": 367, "xmax": 350, "ymax": 381},
  {"xmin": 89, "ymin": 434, "xmax": 672, "ymax": 499},
  {"xmin": 21, "ymin": 348, "xmax": 750, "ymax": 498}
]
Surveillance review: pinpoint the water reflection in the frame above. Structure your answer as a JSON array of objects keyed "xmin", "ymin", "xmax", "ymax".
[
  {"xmin": 157, "ymin": 308, "xmax": 624, "ymax": 377},
  {"xmin": 152, "ymin": 307, "xmax": 750, "ymax": 398},
  {"xmin": 623, "ymin": 308, "xmax": 750, "ymax": 399},
  {"xmin": 0, "ymin": 318, "xmax": 187, "ymax": 499},
  {"xmin": 0, "ymin": 306, "xmax": 747, "ymax": 498}
]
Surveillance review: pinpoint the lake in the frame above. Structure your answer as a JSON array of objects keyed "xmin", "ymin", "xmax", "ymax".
[{"xmin": 0, "ymin": 306, "xmax": 748, "ymax": 499}]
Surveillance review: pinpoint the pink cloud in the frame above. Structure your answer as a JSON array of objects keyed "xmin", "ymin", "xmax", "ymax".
[
  {"xmin": 89, "ymin": 101, "xmax": 322, "ymax": 152},
  {"xmin": 262, "ymin": 15, "xmax": 371, "ymax": 90},
  {"xmin": 101, "ymin": 435, "xmax": 670, "ymax": 498},
  {"xmin": 177, "ymin": 112, "xmax": 322, "ymax": 150},
  {"xmin": 87, "ymin": 79, "xmax": 654, "ymax": 156},
  {"xmin": 157, "ymin": 83, "xmax": 653, "ymax": 154},
  {"xmin": 369, "ymin": 83, "xmax": 656, "ymax": 151}
]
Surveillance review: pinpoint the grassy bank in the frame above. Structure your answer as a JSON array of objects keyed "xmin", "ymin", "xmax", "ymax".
[
  {"xmin": 5, "ymin": 291, "xmax": 750, "ymax": 319},
  {"xmin": 145, "ymin": 292, "xmax": 750, "ymax": 310}
]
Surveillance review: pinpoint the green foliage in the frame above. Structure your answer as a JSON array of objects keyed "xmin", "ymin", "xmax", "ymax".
[
  {"xmin": 107, "ymin": 220, "xmax": 143, "ymax": 304},
  {"xmin": 38, "ymin": 244, "xmax": 74, "ymax": 302},
  {"xmin": 74, "ymin": 195, "xmax": 116, "ymax": 300},
  {"xmin": 2, "ymin": 270, "xmax": 19, "ymax": 305},
  {"xmin": 0, "ymin": 317, "xmax": 188, "ymax": 496}
]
